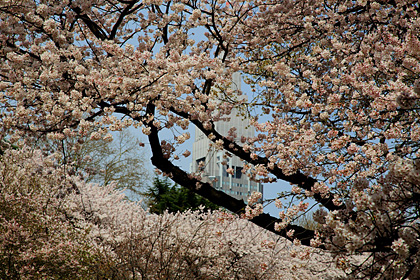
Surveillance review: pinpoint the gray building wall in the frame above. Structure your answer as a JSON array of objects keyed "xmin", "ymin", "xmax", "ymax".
[{"xmin": 191, "ymin": 73, "xmax": 263, "ymax": 202}]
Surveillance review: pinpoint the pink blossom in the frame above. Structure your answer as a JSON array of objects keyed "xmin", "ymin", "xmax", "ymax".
[{"xmin": 2, "ymin": 0, "xmax": 420, "ymax": 278}]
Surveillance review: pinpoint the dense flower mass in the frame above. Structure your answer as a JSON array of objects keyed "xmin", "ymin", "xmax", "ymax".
[
  {"xmin": 1, "ymin": 0, "xmax": 420, "ymax": 278},
  {"xmin": 0, "ymin": 147, "xmax": 345, "ymax": 279}
]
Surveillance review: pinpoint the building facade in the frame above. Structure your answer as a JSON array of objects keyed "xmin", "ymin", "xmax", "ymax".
[{"xmin": 191, "ymin": 73, "xmax": 263, "ymax": 202}]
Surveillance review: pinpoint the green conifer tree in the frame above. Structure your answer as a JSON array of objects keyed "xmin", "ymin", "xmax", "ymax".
[{"xmin": 144, "ymin": 176, "xmax": 220, "ymax": 214}]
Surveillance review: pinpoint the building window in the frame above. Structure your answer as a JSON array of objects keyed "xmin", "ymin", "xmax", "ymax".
[{"xmin": 235, "ymin": 166, "xmax": 243, "ymax": 179}]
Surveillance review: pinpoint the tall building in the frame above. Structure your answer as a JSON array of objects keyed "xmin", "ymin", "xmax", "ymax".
[{"xmin": 191, "ymin": 73, "xmax": 263, "ymax": 202}]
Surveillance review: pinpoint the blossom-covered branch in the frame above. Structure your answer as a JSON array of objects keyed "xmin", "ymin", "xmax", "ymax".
[{"xmin": 2, "ymin": 0, "xmax": 420, "ymax": 278}]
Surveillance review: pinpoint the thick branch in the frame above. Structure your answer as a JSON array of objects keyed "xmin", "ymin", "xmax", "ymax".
[
  {"xmin": 146, "ymin": 104, "xmax": 316, "ymax": 245},
  {"xmin": 72, "ymin": 7, "xmax": 108, "ymax": 41},
  {"xmin": 109, "ymin": 2, "xmax": 142, "ymax": 40},
  {"xmin": 169, "ymin": 107, "xmax": 345, "ymax": 212}
]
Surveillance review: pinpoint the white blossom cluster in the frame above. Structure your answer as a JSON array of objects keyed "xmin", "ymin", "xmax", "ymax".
[
  {"xmin": 316, "ymin": 157, "xmax": 420, "ymax": 279},
  {"xmin": 1, "ymin": 0, "xmax": 420, "ymax": 278},
  {"xmin": 0, "ymin": 147, "xmax": 347, "ymax": 279}
]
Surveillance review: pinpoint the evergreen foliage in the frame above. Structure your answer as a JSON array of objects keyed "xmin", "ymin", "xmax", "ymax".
[{"xmin": 145, "ymin": 176, "xmax": 220, "ymax": 214}]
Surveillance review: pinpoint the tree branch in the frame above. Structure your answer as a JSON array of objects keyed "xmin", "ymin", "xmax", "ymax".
[
  {"xmin": 145, "ymin": 103, "xmax": 316, "ymax": 245},
  {"xmin": 72, "ymin": 6, "xmax": 108, "ymax": 41},
  {"xmin": 169, "ymin": 106, "xmax": 345, "ymax": 212}
]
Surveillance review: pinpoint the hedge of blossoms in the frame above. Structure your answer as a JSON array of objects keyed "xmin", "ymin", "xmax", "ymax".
[
  {"xmin": 0, "ymin": 146, "xmax": 345, "ymax": 279},
  {"xmin": 1, "ymin": 0, "xmax": 420, "ymax": 278}
]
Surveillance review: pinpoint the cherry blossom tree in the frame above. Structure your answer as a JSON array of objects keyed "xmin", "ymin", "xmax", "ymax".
[
  {"xmin": 0, "ymin": 146, "xmax": 104, "ymax": 279},
  {"xmin": 0, "ymin": 146, "xmax": 344, "ymax": 279},
  {"xmin": 1, "ymin": 0, "xmax": 420, "ymax": 278}
]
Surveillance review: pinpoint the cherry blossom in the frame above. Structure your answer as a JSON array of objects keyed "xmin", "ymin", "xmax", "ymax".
[
  {"xmin": 1, "ymin": 0, "xmax": 420, "ymax": 278},
  {"xmin": 0, "ymin": 146, "xmax": 345, "ymax": 279}
]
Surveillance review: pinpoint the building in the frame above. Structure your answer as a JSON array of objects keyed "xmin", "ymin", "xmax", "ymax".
[{"xmin": 191, "ymin": 73, "xmax": 263, "ymax": 202}]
